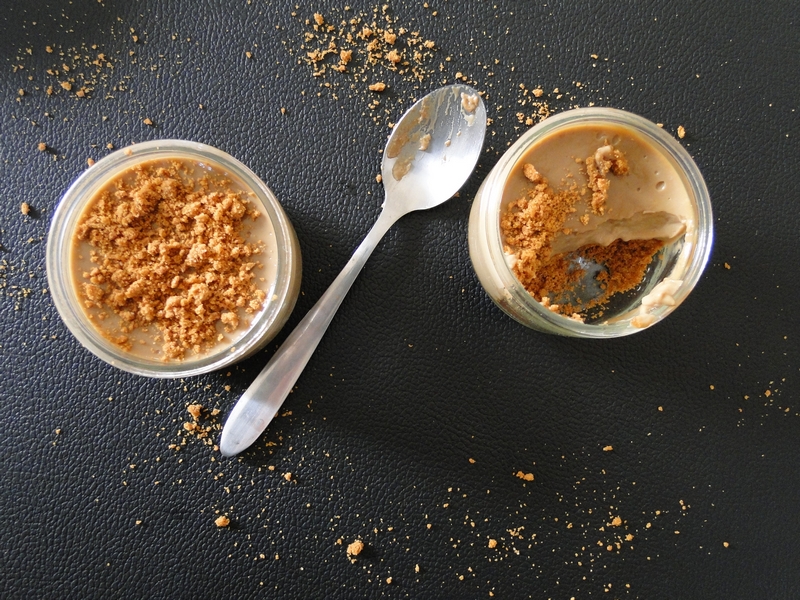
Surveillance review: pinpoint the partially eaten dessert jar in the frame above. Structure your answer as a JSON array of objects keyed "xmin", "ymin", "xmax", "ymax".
[
  {"xmin": 47, "ymin": 140, "xmax": 302, "ymax": 377},
  {"xmin": 469, "ymin": 108, "xmax": 712, "ymax": 337}
]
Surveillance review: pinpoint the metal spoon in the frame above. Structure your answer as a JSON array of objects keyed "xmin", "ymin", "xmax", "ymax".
[{"xmin": 219, "ymin": 84, "xmax": 487, "ymax": 457}]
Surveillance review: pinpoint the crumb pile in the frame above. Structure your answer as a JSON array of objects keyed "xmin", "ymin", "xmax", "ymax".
[
  {"xmin": 75, "ymin": 159, "xmax": 267, "ymax": 359},
  {"xmin": 501, "ymin": 147, "xmax": 663, "ymax": 318}
]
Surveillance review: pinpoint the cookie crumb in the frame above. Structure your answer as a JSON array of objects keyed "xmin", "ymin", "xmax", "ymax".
[
  {"xmin": 677, "ymin": 125, "xmax": 686, "ymax": 139},
  {"xmin": 346, "ymin": 539, "xmax": 364, "ymax": 557},
  {"xmin": 87, "ymin": 158, "xmax": 95, "ymax": 167},
  {"xmin": 586, "ymin": 145, "xmax": 629, "ymax": 215},
  {"xmin": 603, "ymin": 445, "xmax": 614, "ymax": 452},
  {"xmin": 610, "ymin": 516, "xmax": 622, "ymax": 527},
  {"xmin": 187, "ymin": 404, "xmax": 202, "ymax": 420},
  {"xmin": 20, "ymin": 202, "xmax": 30, "ymax": 215},
  {"xmin": 488, "ymin": 538, "xmax": 497, "ymax": 548},
  {"xmin": 515, "ymin": 471, "xmax": 534, "ymax": 481},
  {"xmin": 723, "ymin": 541, "xmax": 730, "ymax": 548},
  {"xmin": 368, "ymin": 82, "xmax": 386, "ymax": 92},
  {"xmin": 284, "ymin": 472, "xmax": 292, "ymax": 481},
  {"xmin": 60, "ymin": 81, "xmax": 72, "ymax": 91},
  {"xmin": 385, "ymin": 577, "xmax": 392, "ymax": 584},
  {"xmin": 215, "ymin": 515, "xmax": 230, "ymax": 528},
  {"xmin": 143, "ymin": 118, "xmax": 153, "ymax": 126},
  {"xmin": 37, "ymin": 142, "xmax": 47, "ymax": 152}
]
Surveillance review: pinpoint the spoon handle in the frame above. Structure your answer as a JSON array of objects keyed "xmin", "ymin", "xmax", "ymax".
[{"xmin": 219, "ymin": 207, "xmax": 401, "ymax": 456}]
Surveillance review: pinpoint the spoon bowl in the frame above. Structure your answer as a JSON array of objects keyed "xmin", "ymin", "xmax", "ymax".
[
  {"xmin": 220, "ymin": 84, "xmax": 486, "ymax": 457},
  {"xmin": 382, "ymin": 85, "xmax": 487, "ymax": 212}
]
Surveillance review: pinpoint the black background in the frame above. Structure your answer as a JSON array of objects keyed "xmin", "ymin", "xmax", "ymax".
[{"xmin": 2, "ymin": 1, "xmax": 799, "ymax": 598}]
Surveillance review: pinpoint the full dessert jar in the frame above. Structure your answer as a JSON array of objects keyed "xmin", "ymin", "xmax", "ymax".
[
  {"xmin": 468, "ymin": 108, "xmax": 713, "ymax": 338},
  {"xmin": 47, "ymin": 140, "xmax": 302, "ymax": 377}
]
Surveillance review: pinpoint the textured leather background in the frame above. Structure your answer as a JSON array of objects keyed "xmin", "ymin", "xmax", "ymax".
[{"xmin": 2, "ymin": 0, "xmax": 799, "ymax": 598}]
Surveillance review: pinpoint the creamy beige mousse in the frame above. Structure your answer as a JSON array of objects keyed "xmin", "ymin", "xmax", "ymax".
[
  {"xmin": 71, "ymin": 158, "xmax": 279, "ymax": 360},
  {"xmin": 500, "ymin": 122, "xmax": 694, "ymax": 323}
]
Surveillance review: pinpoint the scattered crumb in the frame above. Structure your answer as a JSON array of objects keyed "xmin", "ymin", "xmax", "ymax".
[
  {"xmin": 187, "ymin": 404, "xmax": 202, "ymax": 420},
  {"xmin": 20, "ymin": 202, "xmax": 30, "ymax": 216},
  {"xmin": 385, "ymin": 577, "xmax": 392, "ymax": 584},
  {"xmin": 37, "ymin": 142, "xmax": 47, "ymax": 152},
  {"xmin": 723, "ymin": 541, "xmax": 730, "ymax": 548},
  {"xmin": 375, "ymin": 174, "xmax": 382, "ymax": 183},
  {"xmin": 488, "ymin": 538, "xmax": 497, "ymax": 548},
  {"xmin": 610, "ymin": 516, "xmax": 622, "ymax": 527},
  {"xmin": 515, "ymin": 471, "xmax": 534, "ymax": 482},
  {"xmin": 603, "ymin": 445, "xmax": 614, "ymax": 452},
  {"xmin": 87, "ymin": 158, "xmax": 95, "ymax": 167},
  {"xmin": 368, "ymin": 82, "xmax": 386, "ymax": 92},
  {"xmin": 143, "ymin": 118, "xmax": 153, "ymax": 126},
  {"xmin": 346, "ymin": 539, "xmax": 364, "ymax": 557},
  {"xmin": 677, "ymin": 125, "xmax": 686, "ymax": 139},
  {"xmin": 215, "ymin": 515, "xmax": 230, "ymax": 528},
  {"xmin": 284, "ymin": 472, "xmax": 292, "ymax": 481}
]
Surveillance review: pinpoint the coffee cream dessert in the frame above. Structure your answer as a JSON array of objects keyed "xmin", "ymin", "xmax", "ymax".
[
  {"xmin": 72, "ymin": 158, "xmax": 279, "ymax": 361},
  {"xmin": 500, "ymin": 122, "xmax": 695, "ymax": 325}
]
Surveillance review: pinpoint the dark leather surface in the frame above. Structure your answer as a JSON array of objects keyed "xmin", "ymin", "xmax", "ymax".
[{"xmin": 2, "ymin": 0, "xmax": 799, "ymax": 598}]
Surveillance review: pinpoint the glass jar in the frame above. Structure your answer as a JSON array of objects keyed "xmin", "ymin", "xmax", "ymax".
[
  {"xmin": 468, "ymin": 107, "xmax": 713, "ymax": 338},
  {"xmin": 47, "ymin": 140, "xmax": 302, "ymax": 377}
]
